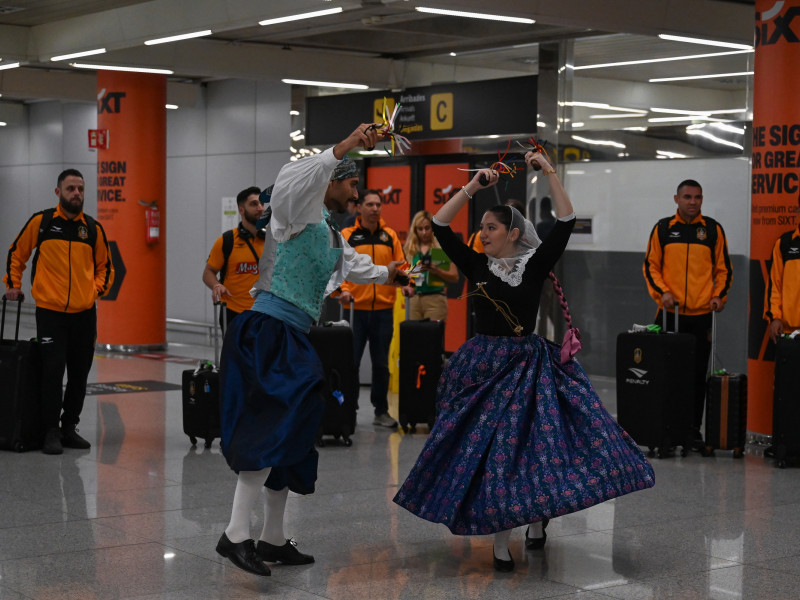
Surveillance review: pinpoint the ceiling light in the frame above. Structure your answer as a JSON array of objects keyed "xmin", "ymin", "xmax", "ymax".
[
  {"xmin": 165, "ymin": 104, "xmax": 179, "ymax": 109},
  {"xmin": 51, "ymin": 48, "xmax": 106, "ymax": 61},
  {"xmin": 449, "ymin": 52, "xmax": 457, "ymax": 57},
  {"xmin": 623, "ymin": 127, "xmax": 648, "ymax": 131},
  {"xmin": 687, "ymin": 129, "xmax": 744, "ymax": 150},
  {"xmin": 656, "ymin": 150, "xmax": 688, "ymax": 159},
  {"xmin": 562, "ymin": 101, "xmax": 647, "ymax": 114},
  {"xmin": 70, "ymin": 63, "xmax": 174, "ymax": 74},
  {"xmin": 649, "ymin": 71, "xmax": 753, "ymax": 83},
  {"xmin": 574, "ymin": 49, "xmax": 751, "ymax": 70},
  {"xmin": 0, "ymin": 62, "xmax": 21, "ymax": 71},
  {"xmin": 0, "ymin": 121, "xmax": 7, "ymax": 126},
  {"xmin": 572, "ymin": 122, "xmax": 585, "ymax": 128},
  {"xmin": 589, "ymin": 113, "xmax": 647, "ymax": 119},
  {"xmin": 648, "ymin": 116, "xmax": 710, "ymax": 123},
  {"xmin": 415, "ymin": 7, "xmax": 534, "ymax": 24},
  {"xmin": 658, "ymin": 34, "xmax": 752, "ymax": 50},
  {"xmin": 571, "ymin": 135, "xmax": 626, "ymax": 149},
  {"xmin": 281, "ymin": 78, "xmax": 367, "ymax": 89},
  {"xmin": 710, "ymin": 122, "xmax": 746, "ymax": 135},
  {"xmin": 260, "ymin": 7, "xmax": 342, "ymax": 26},
  {"xmin": 290, "ymin": 110, "xmax": 299, "ymax": 116},
  {"xmin": 145, "ymin": 30, "xmax": 212, "ymax": 45}
]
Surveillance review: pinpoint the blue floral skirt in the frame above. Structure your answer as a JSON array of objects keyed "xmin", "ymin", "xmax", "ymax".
[
  {"xmin": 220, "ymin": 311, "xmax": 325, "ymax": 494},
  {"xmin": 393, "ymin": 333, "xmax": 655, "ymax": 535}
]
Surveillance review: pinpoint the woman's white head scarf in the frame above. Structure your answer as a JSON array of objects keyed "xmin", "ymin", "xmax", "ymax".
[{"xmin": 486, "ymin": 205, "xmax": 542, "ymax": 287}]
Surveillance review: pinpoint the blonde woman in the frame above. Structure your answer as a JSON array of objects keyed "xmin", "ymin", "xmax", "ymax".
[{"xmin": 403, "ymin": 210, "xmax": 459, "ymax": 321}]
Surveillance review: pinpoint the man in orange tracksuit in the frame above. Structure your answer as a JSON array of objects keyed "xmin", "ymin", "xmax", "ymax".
[
  {"xmin": 339, "ymin": 189, "xmax": 406, "ymax": 427},
  {"xmin": 643, "ymin": 179, "xmax": 732, "ymax": 449},
  {"xmin": 5, "ymin": 169, "xmax": 115, "ymax": 454},
  {"xmin": 764, "ymin": 198, "xmax": 800, "ymax": 342}
]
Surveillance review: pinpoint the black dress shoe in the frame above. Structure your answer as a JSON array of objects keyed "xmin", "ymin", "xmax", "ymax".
[
  {"xmin": 492, "ymin": 546, "xmax": 514, "ymax": 572},
  {"xmin": 257, "ymin": 539, "xmax": 314, "ymax": 565},
  {"xmin": 216, "ymin": 533, "xmax": 271, "ymax": 576},
  {"xmin": 525, "ymin": 517, "xmax": 549, "ymax": 550},
  {"xmin": 61, "ymin": 427, "xmax": 91, "ymax": 449},
  {"xmin": 43, "ymin": 428, "xmax": 63, "ymax": 455}
]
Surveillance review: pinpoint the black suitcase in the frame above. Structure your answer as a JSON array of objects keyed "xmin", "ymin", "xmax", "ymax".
[
  {"xmin": 0, "ymin": 296, "xmax": 44, "ymax": 452},
  {"xmin": 772, "ymin": 336, "xmax": 800, "ymax": 468},
  {"xmin": 703, "ymin": 312, "xmax": 747, "ymax": 458},
  {"xmin": 398, "ymin": 318, "xmax": 445, "ymax": 433},
  {"xmin": 309, "ymin": 304, "xmax": 357, "ymax": 447},
  {"xmin": 616, "ymin": 305, "xmax": 695, "ymax": 458},
  {"xmin": 181, "ymin": 301, "xmax": 223, "ymax": 448}
]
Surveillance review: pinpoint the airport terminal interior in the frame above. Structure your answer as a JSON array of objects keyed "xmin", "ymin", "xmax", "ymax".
[{"xmin": 5, "ymin": 1, "xmax": 800, "ymax": 599}]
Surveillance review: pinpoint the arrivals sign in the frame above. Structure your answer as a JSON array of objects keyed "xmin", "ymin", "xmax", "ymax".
[{"xmin": 306, "ymin": 76, "xmax": 537, "ymax": 145}]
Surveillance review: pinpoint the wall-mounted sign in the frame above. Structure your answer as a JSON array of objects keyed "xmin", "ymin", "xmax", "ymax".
[
  {"xmin": 88, "ymin": 129, "xmax": 110, "ymax": 149},
  {"xmin": 306, "ymin": 76, "xmax": 537, "ymax": 145}
]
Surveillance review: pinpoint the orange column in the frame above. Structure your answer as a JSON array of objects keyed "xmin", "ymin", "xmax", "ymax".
[
  {"xmin": 96, "ymin": 72, "xmax": 167, "ymax": 350},
  {"xmin": 748, "ymin": 0, "xmax": 800, "ymax": 434}
]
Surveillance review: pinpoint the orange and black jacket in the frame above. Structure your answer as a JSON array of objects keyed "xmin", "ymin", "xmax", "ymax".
[
  {"xmin": 340, "ymin": 217, "xmax": 405, "ymax": 311},
  {"xmin": 764, "ymin": 226, "xmax": 800, "ymax": 329},
  {"xmin": 4, "ymin": 205, "xmax": 115, "ymax": 313},
  {"xmin": 643, "ymin": 211, "xmax": 732, "ymax": 316}
]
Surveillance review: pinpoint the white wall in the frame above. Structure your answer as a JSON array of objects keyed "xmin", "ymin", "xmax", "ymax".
[
  {"xmin": 0, "ymin": 79, "xmax": 290, "ymax": 327},
  {"xmin": 562, "ymin": 157, "xmax": 751, "ymax": 255}
]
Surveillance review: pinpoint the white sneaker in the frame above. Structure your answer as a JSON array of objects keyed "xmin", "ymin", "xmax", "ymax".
[{"xmin": 373, "ymin": 413, "xmax": 398, "ymax": 428}]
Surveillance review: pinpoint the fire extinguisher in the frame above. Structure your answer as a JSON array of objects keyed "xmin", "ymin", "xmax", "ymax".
[{"xmin": 139, "ymin": 200, "xmax": 160, "ymax": 244}]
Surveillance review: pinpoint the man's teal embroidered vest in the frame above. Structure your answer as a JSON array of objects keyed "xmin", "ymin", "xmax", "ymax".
[{"xmin": 270, "ymin": 218, "xmax": 341, "ymax": 321}]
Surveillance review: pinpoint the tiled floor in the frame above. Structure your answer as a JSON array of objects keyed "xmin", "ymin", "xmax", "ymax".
[{"xmin": 1, "ymin": 340, "xmax": 799, "ymax": 600}]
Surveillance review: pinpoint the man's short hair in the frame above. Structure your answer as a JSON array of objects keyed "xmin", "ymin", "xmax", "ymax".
[
  {"xmin": 360, "ymin": 189, "xmax": 381, "ymax": 205},
  {"xmin": 677, "ymin": 179, "xmax": 702, "ymax": 194},
  {"xmin": 236, "ymin": 186, "xmax": 261, "ymax": 207},
  {"xmin": 57, "ymin": 169, "xmax": 84, "ymax": 187}
]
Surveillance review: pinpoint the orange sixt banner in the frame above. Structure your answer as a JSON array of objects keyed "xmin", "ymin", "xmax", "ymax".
[
  {"xmin": 748, "ymin": 0, "xmax": 800, "ymax": 434},
  {"xmin": 96, "ymin": 72, "xmax": 167, "ymax": 348},
  {"xmin": 366, "ymin": 165, "xmax": 412, "ymax": 243},
  {"xmin": 424, "ymin": 163, "xmax": 469, "ymax": 353}
]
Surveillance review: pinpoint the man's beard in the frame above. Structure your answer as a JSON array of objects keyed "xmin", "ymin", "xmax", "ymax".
[
  {"xmin": 244, "ymin": 211, "xmax": 260, "ymax": 226},
  {"xmin": 59, "ymin": 193, "xmax": 83, "ymax": 214}
]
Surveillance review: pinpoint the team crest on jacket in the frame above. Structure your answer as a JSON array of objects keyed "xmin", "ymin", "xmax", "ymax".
[
  {"xmin": 78, "ymin": 224, "xmax": 89, "ymax": 240},
  {"xmin": 633, "ymin": 347, "xmax": 642, "ymax": 364},
  {"xmin": 696, "ymin": 227, "xmax": 707, "ymax": 241},
  {"xmin": 379, "ymin": 232, "xmax": 389, "ymax": 243}
]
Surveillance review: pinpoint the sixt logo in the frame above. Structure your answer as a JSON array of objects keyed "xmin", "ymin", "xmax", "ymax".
[
  {"xmin": 97, "ymin": 88, "xmax": 126, "ymax": 114},
  {"xmin": 625, "ymin": 367, "xmax": 650, "ymax": 385},
  {"xmin": 377, "ymin": 185, "xmax": 402, "ymax": 205},
  {"xmin": 433, "ymin": 184, "xmax": 457, "ymax": 205},
  {"xmin": 756, "ymin": 1, "xmax": 800, "ymax": 47}
]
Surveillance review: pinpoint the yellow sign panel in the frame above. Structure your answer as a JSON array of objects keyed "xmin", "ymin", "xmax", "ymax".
[
  {"xmin": 430, "ymin": 93, "xmax": 453, "ymax": 130},
  {"xmin": 374, "ymin": 97, "xmax": 396, "ymax": 124}
]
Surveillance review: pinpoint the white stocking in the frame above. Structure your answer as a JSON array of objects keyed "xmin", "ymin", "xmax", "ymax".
[
  {"xmin": 225, "ymin": 468, "xmax": 271, "ymax": 543},
  {"xmin": 493, "ymin": 528, "xmax": 512, "ymax": 560},
  {"xmin": 260, "ymin": 486, "xmax": 289, "ymax": 546}
]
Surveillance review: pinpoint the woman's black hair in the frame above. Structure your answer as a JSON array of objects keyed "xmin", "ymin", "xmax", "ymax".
[{"xmin": 485, "ymin": 205, "xmax": 513, "ymax": 230}]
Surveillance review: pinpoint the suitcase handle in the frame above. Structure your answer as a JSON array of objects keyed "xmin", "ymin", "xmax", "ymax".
[
  {"xmin": 661, "ymin": 302, "xmax": 679, "ymax": 333},
  {"xmin": 1, "ymin": 295, "xmax": 24, "ymax": 343},
  {"xmin": 213, "ymin": 300, "xmax": 226, "ymax": 366}
]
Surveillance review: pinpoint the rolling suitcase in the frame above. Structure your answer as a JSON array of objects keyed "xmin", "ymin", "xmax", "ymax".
[
  {"xmin": 772, "ymin": 335, "xmax": 800, "ymax": 468},
  {"xmin": 616, "ymin": 304, "xmax": 695, "ymax": 458},
  {"xmin": 703, "ymin": 312, "xmax": 747, "ymax": 458},
  {"xmin": 181, "ymin": 301, "xmax": 224, "ymax": 448},
  {"xmin": 0, "ymin": 296, "xmax": 44, "ymax": 452},
  {"xmin": 398, "ymin": 311, "xmax": 445, "ymax": 433},
  {"xmin": 310, "ymin": 304, "xmax": 357, "ymax": 447}
]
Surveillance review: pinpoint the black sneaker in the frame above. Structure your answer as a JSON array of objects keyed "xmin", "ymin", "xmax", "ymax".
[
  {"xmin": 43, "ymin": 428, "xmax": 63, "ymax": 455},
  {"xmin": 61, "ymin": 427, "xmax": 91, "ymax": 449},
  {"xmin": 216, "ymin": 533, "xmax": 271, "ymax": 576},
  {"xmin": 256, "ymin": 539, "xmax": 314, "ymax": 565}
]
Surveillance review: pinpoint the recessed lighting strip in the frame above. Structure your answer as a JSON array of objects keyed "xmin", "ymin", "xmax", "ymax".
[
  {"xmin": 260, "ymin": 7, "xmax": 343, "ymax": 26},
  {"xmin": 415, "ymin": 7, "xmax": 534, "ymax": 24},
  {"xmin": 0, "ymin": 62, "xmax": 21, "ymax": 71},
  {"xmin": 658, "ymin": 34, "xmax": 752, "ymax": 50},
  {"xmin": 281, "ymin": 78, "xmax": 367, "ymax": 89},
  {"xmin": 145, "ymin": 30, "xmax": 212, "ymax": 45},
  {"xmin": 574, "ymin": 49, "xmax": 751, "ymax": 70},
  {"xmin": 650, "ymin": 71, "xmax": 753, "ymax": 83},
  {"xmin": 70, "ymin": 63, "xmax": 174, "ymax": 74},
  {"xmin": 51, "ymin": 48, "xmax": 106, "ymax": 61}
]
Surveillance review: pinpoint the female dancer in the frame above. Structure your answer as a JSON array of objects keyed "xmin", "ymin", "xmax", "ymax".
[
  {"xmin": 394, "ymin": 151, "xmax": 655, "ymax": 572},
  {"xmin": 403, "ymin": 210, "xmax": 459, "ymax": 321}
]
